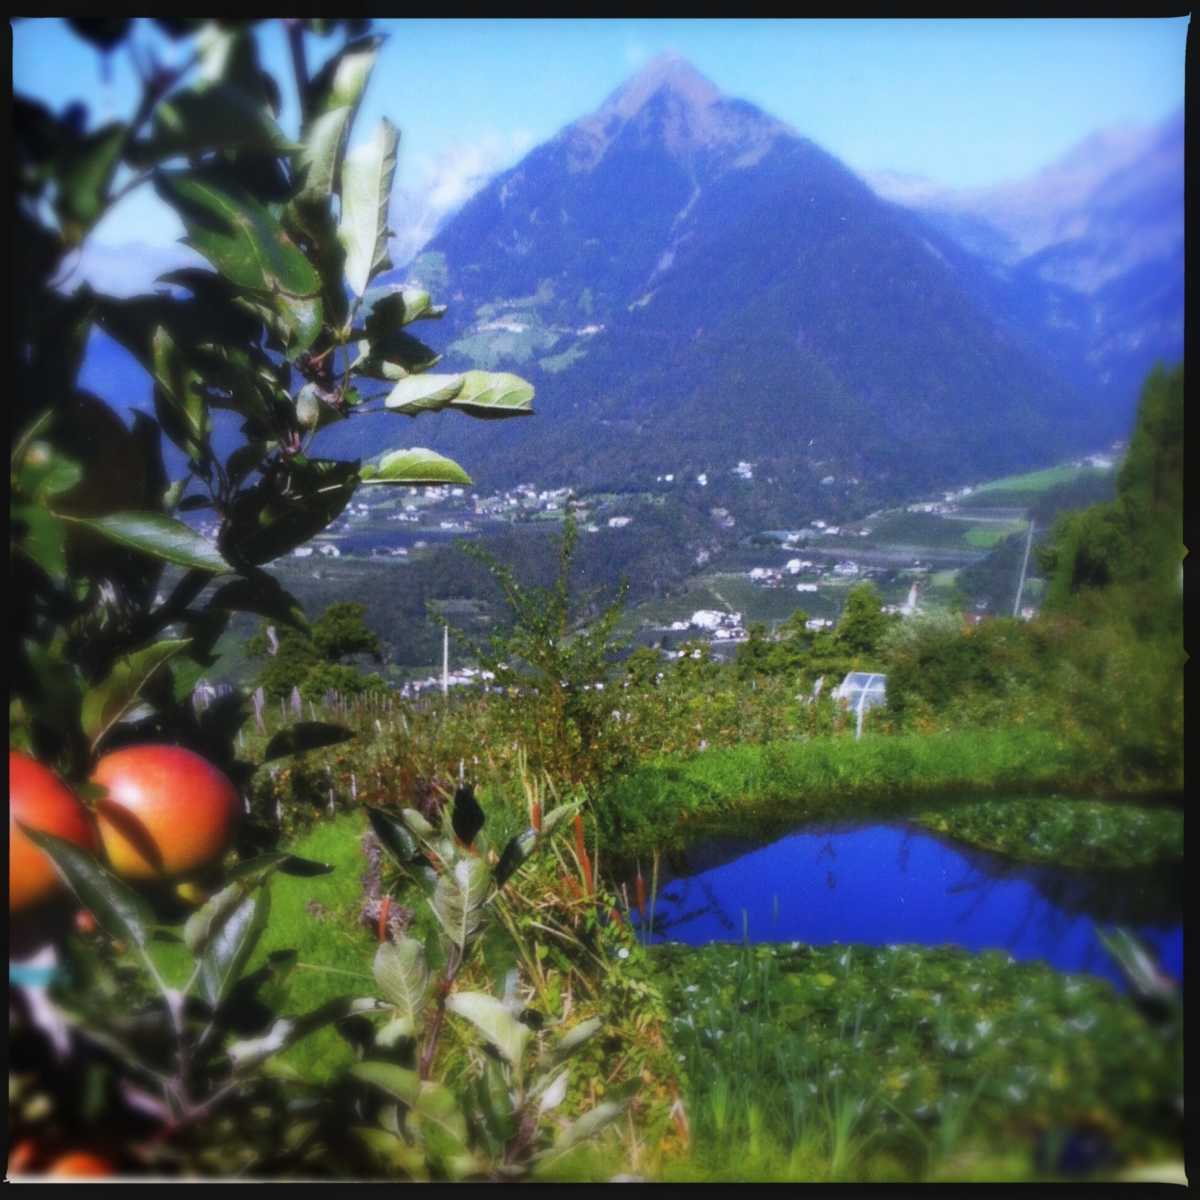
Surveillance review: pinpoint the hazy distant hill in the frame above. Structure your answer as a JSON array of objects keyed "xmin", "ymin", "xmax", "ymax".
[
  {"xmin": 314, "ymin": 54, "xmax": 1092, "ymax": 518},
  {"xmin": 869, "ymin": 108, "xmax": 1183, "ymax": 437}
]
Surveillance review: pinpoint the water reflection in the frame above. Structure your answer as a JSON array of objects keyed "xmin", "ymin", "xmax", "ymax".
[{"xmin": 638, "ymin": 823, "xmax": 1182, "ymax": 993}]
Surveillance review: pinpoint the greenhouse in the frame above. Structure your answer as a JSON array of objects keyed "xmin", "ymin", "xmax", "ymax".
[{"xmin": 833, "ymin": 672, "xmax": 888, "ymax": 737}]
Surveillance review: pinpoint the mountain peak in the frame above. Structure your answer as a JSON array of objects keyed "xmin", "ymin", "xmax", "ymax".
[
  {"xmin": 565, "ymin": 55, "xmax": 782, "ymax": 171},
  {"xmin": 602, "ymin": 54, "xmax": 722, "ymax": 118}
]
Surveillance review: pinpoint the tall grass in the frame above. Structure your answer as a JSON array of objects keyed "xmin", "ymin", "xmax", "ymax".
[
  {"xmin": 655, "ymin": 939, "xmax": 1182, "ymax": 1183},
  {"xmin": 659, "ymin": 940, "xmax": 911, "ymax": 1182},
  {"xmin": 600, "ymin": 726, "xmax": 1099, "ymax": 855}
]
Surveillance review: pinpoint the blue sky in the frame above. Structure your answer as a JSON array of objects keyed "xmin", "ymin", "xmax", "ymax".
[{"xmin": 12, "ymin": 16, "xmax": 1188, "ymax": 280}]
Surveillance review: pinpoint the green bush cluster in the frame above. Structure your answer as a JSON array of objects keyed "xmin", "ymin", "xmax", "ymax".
[{"xmin": 247, "ymin": 602, "xmax": 388, "ymax": 702}]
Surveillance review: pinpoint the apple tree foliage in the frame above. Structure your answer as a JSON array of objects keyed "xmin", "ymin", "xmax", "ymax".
[
  {"xmin": 9, "ymin": 19, "xmax": 631, "ymax": 1179},
  {"xmin": 12, "ymin": 16, "xmax": 533, "ymax": 794}
]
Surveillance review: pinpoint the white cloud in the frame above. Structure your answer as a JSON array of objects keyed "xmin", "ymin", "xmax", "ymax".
[
  {"xmin": 58, "ymin": 124, "xmax": 542, "ymax": 289},
  {"xmin": 390, "ymin": 128, "xmax": 537, "ymax": 266},
  {"xmin": 56, "ymin": 240, "xmax": 207, "ymax": 298}
]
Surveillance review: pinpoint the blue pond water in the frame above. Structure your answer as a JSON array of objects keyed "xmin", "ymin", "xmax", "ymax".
[{"xmin": 637, "ymin": 823, "xmax": 1182, "ymax": 994}]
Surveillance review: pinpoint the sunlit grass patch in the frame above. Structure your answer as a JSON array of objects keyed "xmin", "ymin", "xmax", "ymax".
[
  {"xmin": 913, "ymin": 795, "xmax": 1182, "ymax": 869},
  {"xmin": 601, "ymin": 727, "xmax": 1100, "ymax": 858},
  {"xmin": 964, "ymin": 524, "xmax": 1025, "ymax": 549}
]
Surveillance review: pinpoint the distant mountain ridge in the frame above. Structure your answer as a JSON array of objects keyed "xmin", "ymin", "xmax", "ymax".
[
  {"xmin": 867, "ymin": 107, "xmax": 1183, "ymax": 429},
  {"xmin": 81, "ymin": 58, "xmax": 1178, "ymax": 528},
  {"xmin": 313, "ymin": 55, "xmax": 1101, "ymax": 517}
]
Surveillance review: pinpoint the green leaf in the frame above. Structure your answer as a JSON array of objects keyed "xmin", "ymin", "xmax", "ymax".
[
  {"xmin": 401, "ymin": 809, "xmax": 435, "ymax": 839},
  {"xmin": 431, "ymin": 857, "xmax": 492, "ymax": 951},
  {"xmin": 18, "ymin": 451, "xmax": 84, "ymax": 506},
  {"xmin": 383, "ymin": 374, "xmax": 464, "ymax": 417},
  {"xmin": 413, "ymin": 1081, "xmax": 473, "ymax": 1171},
  {"xmin": 12, "ymin": 505, "xmax": 68, "ymax": 580},
  {"xmin": 474, "ymin": 1057, "xmax": 517, "ymax": 1149},
  {"xmin": 208, "ymin": 571, "xmax": 309, "ymax": 632},
  {"xmin": 308, "ymin": 35, "xmax": 383, "ymax": 120},
  {"xmin": 225, "ymin": 458, "xmax": 359, "ymax": 566},
  {"xmin": 14, "ymin": 439, "xmax": 83, "ymax": 502},
  {"xmin": 295, "ymin": 35, "xmax": 384, "ymax": 206},
  {"xmin": 536, "ymin": 1068, "xmax": 569, "ymax": 1116},
  {"xmin": 20, "ymin": 827, "xmax": 152, "ymax": 952},
  {"xmin": 152, "ymin": 326, "xmax": 210, "ymax": 463},
  {"xmin": 541, "ymin": 1097, "xmax": 629, "ymax": 1160},
  {"xmin": 56, "ymin": 122, "xmax": 126, "ymax": 241},
  {"xmin": 223, "ymin": 852, "xmax": 332, "ymax": 883},
  {"xmin": 58, "ymin": 511, "xmax": 230, "ymax": 572},
  {"xmin": 20, "ymin": 639, "xmax": 85, "ymax": 733},
  {"xmin": 494, "ymin": 828, "xmax": 537, "ymax": 889},
  {"xmin": 224, "ymin": 444, "xmax": 267, "ymax": 489},
  {"xmin": 540, "ymin": 801, "xmax": 583, "ymax": 840},
  {"xmin": 367, "ymin": 806, "xmax": 420, "ymax": 867},
  {"xmin": 81, "ymin": 638, "xmax": 192, "ymax": 750},
  {"xmin": 350, "ymin": 1061, "xmax": 420, "ymax": 1107},
  {"xmin": 450, "ymin": 371, "xmax": 535, "ymax": 420},
  {"xmin": 139, "ymin": 83, "xmax": 300, "ymax": 163},
  {"xmin": 170, "ymin": 654, "xmax": 208, "ymax": 704},
  {"xmin": 362, "ymin": 284, "xmax": 439, "ymax": 331},
  {"xmin": 544, "ymin": 1016, "xmax": 602, "ymax": 1070},
  {"xmin": 338, "ymin": 117, "xmax": 398, "ymax": 296},
  {"xmin": 360, "ymin": 448, "xmax": 472, "ymax": 488},
  {"xmin": 194, "ymin": 23, "xmax": 275, "ymax": 111},
  {"xmin": 94, "ymin": 292, "xmax": 248, "ymax": 387},
  {"xmin": 262, "ymin": 721, "xmax": 354, "ymax": 762},
  {"xmin": 271, "ymin": 293, "xmax": 324, "ymax": 359},
  {"xmin": 156, "ymin": 171, "xmax": 321, "ymax": 297},
  {"xmin": 373, "ymin": 938, "xmax": 430, "ymax": 1029},
  {"xmin": 295, "ymin": 106, "xmax": 352, "ymax": 205},
  {"xmin": 351, "ymin": 1127, "xmax": 429, "ymax": 1179},
  {"xmin": 352, "ymin": 331, "xmax": 441, "ymax": 381},
  {"xmin": 228, "ymin": 997, "xmax": 387, "ymax": 1073},
  {"xmin": 446, "ymin": 991, "xmax": 531, "ymax": 1070},
  {"xmin": 282, "ymin": 202, "xmax": 348, "ymax": 330},
  {"xmin": 199, "ymin": 886, "xmax": 270, "ymax": 1006},
  {"xmin": 183, "ymin": 877, "xmax": 255, "ymax": 959}
]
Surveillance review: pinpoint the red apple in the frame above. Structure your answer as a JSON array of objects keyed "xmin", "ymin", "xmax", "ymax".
[
  {"xmin": 92, "ymin": 745, "xmax": 240, "ymax": 882},
  {"xmin": 9, "ymin": 752, "xmax": 97, "ymax": 914}
]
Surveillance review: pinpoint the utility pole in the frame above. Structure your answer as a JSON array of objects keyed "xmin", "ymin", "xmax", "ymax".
[
  {"xmin": 1013, "ymin": 520, "xmax": 1035, "ymax": 618},
  {"xmin": 442, "ymin": 624, "xmax": 449, "ymax": 697}
]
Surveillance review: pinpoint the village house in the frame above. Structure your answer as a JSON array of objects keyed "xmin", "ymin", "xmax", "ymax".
[{"xmin": 689, "ymin": 609, "xmax": 743, "ymax": 633}]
